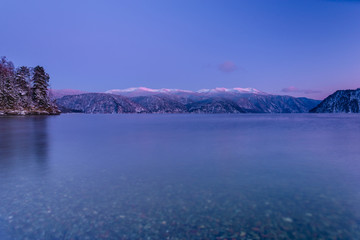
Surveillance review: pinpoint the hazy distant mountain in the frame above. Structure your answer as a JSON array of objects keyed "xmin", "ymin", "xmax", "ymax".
[
  {"xmin": 55, "ymin": 87, "xmax": 321, "ymax": 114},
  {"xmin": 49, "ymin": 89, "xmax": 88, "ymax": 99},
  {"xmin": 310, "ymin": 88, "xmax": 360, "ymax": 113}
]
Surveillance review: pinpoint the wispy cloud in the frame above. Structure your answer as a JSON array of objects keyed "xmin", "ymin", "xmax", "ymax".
[
  {"xmin": 281, "ymin": 86, "xmax": 322, "ymax": 94},
  {"xmin": 218, "ymin": 61, "xmax": 237, "ymax": 73}
]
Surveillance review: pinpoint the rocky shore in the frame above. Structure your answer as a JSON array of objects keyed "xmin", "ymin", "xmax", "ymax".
[{"xmin": 0, "ymin": 109, "xmax": 60, "ymax": 116}]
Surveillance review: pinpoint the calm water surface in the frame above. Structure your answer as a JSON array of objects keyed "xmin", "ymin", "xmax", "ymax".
[{"xmin": 0, "ymin": 114, "xmax": 359, "ymax": 239}]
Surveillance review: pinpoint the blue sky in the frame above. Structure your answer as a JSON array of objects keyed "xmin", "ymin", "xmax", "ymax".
[{"xmin": 1, "ymin": 0, "xmax": 359, "ymax": 99}]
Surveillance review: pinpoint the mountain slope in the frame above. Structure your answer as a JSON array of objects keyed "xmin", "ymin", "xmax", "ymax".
[
  {"xmin": 245, "ymin": 95, "xmax": 320, "ymax": 113},
  {"xmin": 310, "ymin": 89, "xmax": 360, "ymax": 113},
  {"xmin": 187, "ymin": 98, "xmax": 247, "ymax": 113},
  {"xmin": 56, "ymin": 93, "xmax": 146, "ymax": 113},
  {"xmin": 130, "ymin": 95, "xmax": 188, "ymax": 113}
]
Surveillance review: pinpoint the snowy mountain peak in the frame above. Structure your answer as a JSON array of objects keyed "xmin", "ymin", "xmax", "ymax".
[
  {"xmin": 105, "ymin": 87, "xmax": 266, "ymax": 97},
  {"xmin": 197, "ymin": 87, "xmax": 263, "ymax": 94},
  {"xmin": 105, "ymin": 87, "xmax": 193, "ymax": 96}
]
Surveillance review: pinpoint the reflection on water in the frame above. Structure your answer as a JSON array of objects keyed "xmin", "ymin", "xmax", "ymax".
[
  {"xmin": 0, "ymin": 116, "xmax": 50, "ymax": 240},
  {"xmin": 0, "ymin": 114, "xmax": 360, "ymax": 239},
  {"xmin": 0, "ymin": 117, "xmax": 49, "ymax": 175}
]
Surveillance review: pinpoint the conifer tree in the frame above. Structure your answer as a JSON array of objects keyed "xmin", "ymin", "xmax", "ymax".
[
  {"xmin": 15, "ymin": 66, "xmax": 32, "ymax": 108},
  {"xmin": 32, "ymin": 66, "xmax": 50, "ymax": 109},
  {"xmin": 0, "ymin": 58, "xmax": 7, "ymax": 109},
  {"xmin": 0, "ymin": 57, "xmax": 16, "ymax": 109}
]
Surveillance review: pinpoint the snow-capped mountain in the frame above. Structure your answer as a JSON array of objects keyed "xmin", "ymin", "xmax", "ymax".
[
  {"xmin": 55, "ymin": 86, "xmax": 321, "ymax": 114},
  {"xmin": 105, "ymin": 87, "xmax": 193, "ymax": 97},
  {"xmin": 105, "ymin": 87, "xmax": 265, "ymax": 97},
  {"xmin": 197, "ymin": 87, "xmax": 264, "ymax": 94}
]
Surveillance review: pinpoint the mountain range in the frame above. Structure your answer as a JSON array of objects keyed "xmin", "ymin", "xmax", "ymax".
[{"xmin": 54, "ymin": 87, "xmax": 321, "ymax": 114}]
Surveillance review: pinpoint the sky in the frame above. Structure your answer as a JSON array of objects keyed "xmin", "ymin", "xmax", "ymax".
[{"xmin": 1, "ymin": 0, "xmax": 360, "ymax": 99}]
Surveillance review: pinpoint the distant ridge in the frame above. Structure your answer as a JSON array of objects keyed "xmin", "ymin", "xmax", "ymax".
[
  {"xmin": 105, "ymin": 87, "xmax": 265, "ymax": 97},
  {"xmin": 50, "ymin": 89, "xmax": 88, "ymax": 99},
  {"xmin": 197, "ymin": 87, "xmax": 264, "ymax": 94},
  {"xmin": 55, "ymin": 87, "xmax": 320, "ymax": 114}
]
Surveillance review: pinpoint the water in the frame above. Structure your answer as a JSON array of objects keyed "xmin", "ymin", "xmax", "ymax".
[{"xmin": 0, "ymin": 114, "xmax": 360, "ymax": 239}]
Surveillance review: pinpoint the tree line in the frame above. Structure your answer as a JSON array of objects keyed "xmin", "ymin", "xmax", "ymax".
[{"xmin": 0, "ymin": 56, "xmax": 59, "ymax": 114}]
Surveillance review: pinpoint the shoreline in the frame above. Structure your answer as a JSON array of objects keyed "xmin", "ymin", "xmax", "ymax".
[{"xmin": 0, "ymin": 109, "xmax": 61, "ymax": 116}]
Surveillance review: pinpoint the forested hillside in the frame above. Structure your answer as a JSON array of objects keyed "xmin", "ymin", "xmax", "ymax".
[{"xmin": 0, "ymin": 57, "xmax": 59, "ymax": 115}]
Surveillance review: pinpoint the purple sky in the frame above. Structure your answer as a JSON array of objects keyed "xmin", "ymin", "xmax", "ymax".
[{"xmin": 1, "ymin": 0, "xmax": 360, "ymax": 99}]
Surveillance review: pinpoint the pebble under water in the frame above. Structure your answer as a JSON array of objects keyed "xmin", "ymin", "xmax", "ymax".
[{"xmin": 0, "ymin": 114, "xmax": 360, "ymax": 239}]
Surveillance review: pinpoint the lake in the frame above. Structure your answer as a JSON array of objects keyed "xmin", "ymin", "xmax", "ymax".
[{"xmin": 0, "ymin": 114, "xmax": 359, "ymax": 239}]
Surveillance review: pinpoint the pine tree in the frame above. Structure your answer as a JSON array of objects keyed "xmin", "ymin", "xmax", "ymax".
[
  {"xmin": 0, "ymin": 57, "xmax": 16, "ymax": 109},
  {"xmin": 15, "ymin": 66, "xmax": 32, "ymax": 108},
  {"xmin": 32, "ymin": 66, "xmax": 50, "ymax": 109},
  {"xmin": 0, "ymin": 58, "xmax": 6, "ymax": 109}
]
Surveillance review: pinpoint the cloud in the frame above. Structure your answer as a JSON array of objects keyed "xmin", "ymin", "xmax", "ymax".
[
  {"xmin": 282, "ymin": 86, "xmax": 300, "ymax": 93},
  {"xmin": 218, "ymin": 61, "xmax": 237, "ymax": 73},
  {"xmin": 281, "ymin": 86, "xmax": 322, "ymax": 94}
]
